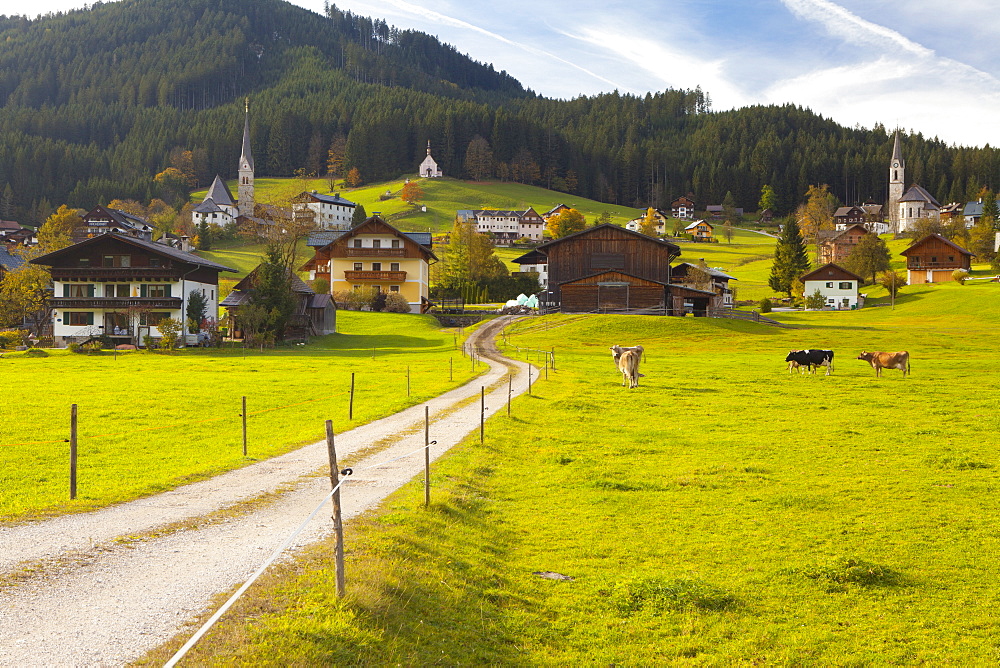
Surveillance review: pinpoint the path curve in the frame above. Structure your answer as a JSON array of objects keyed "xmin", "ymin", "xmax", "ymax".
[{"xmin": 0, "ymin": 316, "xmax": 530, "ymax": 667}]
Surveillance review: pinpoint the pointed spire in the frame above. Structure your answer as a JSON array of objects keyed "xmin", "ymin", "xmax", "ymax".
[
  {"xmin": 426, "ymin": 139, "xmax": 431, "ymax": 156},
  {"xmin": 891, "ymin": 131, "xmax": 903, "ymax": 165},
  {"xmin": 241, "ymin": 98, "xmax": 254, "ymax": 171}
]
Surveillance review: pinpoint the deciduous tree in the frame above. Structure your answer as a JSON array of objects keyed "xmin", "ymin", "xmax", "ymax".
[
  {"xmin": 345, "ymin": 167, "xmax": 362, "ymax": 187},
  {"xmin": 37, "ymin": 204, "xmax": 84, "ymax": 251},
  {"xmin": 844, "ymin": 232, "xmax": 892, "ymax": 284},
  {"xmin": 759, "ymin": 184, "xmax": 777, "ymax": 213},
  {"xmin": 639, "ymin": 207, "xmax": 658, "ymax": 236},
  {"xmin": 401, "ymin": 180, "xmax": 424, "ymax": 205},
  {"xmin": 797, "ymin": 184, "xmax": 837, "ymax": 243},
  {"xmin": 326, "ymin": 134, "xmax": 347, "ymax": 191},
  {"xmin": 546, "ymin": 208, "xmax": 586, "ymax": 238}
]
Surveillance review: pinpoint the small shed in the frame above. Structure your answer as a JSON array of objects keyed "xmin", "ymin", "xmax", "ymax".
[
  {"xmin": 222, "ymin": 266, "xmax": 336, "ymax": 339},
  {"xmin": 559, "ymin": 271, "xmax": 667, "ymax": 313},
  {"xmin": 800, "ymin": 263, "xmax": 862, "ymax": 309},
  {"xmin": 900, "ymin": 233, "xmax": 974, "ymax": 284}
]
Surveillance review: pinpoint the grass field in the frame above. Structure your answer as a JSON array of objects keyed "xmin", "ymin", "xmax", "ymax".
[
  {"xmin": 0, "ymin": 312, "xmax": 483, "ymax": 522},
  {"xmin": 144, "ymin": 280, "xmax": 1000, "ymax": 664}
]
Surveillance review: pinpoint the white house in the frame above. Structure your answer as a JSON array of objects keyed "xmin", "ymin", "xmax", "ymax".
[
  {"xmin": 800, "ymin": 263, "xmax": 862, "ymax": 310},
  {"xmin": 30, "ymin": 232, "xmax": 236, "ymax": 347},
  {"xmin": 456, "ymin": 208, "xmax": 545, "ymax": 242},
  {"xmin": 898, "ymin": 185, "xmax": 941, "ymax": 232},
  {"xmin": 510, "ymin": 248, "xmax": 548, "ymax": 289},
  {"xmin": 291, "ymin": 191, "xmax": 357, "ymax": 230}
]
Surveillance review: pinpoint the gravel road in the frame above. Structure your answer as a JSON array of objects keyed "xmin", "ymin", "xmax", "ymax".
[{"xmin": 0, "ymin": 316, "xmax": 531, "ymax": 667}]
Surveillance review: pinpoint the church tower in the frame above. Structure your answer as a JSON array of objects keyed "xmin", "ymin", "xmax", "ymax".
[
  {"xmin": 888, "ymin": 131, "xmax": 905, "ymax": 232},
  {"xmin": 237, "ymin": 99, "xmax": 255, "ymax": 218}
]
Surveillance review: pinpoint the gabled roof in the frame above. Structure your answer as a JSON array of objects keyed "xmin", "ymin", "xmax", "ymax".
[
  {"xmin": 685, "ymin": 220, "xmax": 712, "ymax": 230},
  {"xmin": 824, "ymin": 224, "xmax": 869, "ymax": 242},
  {"xmin": 544, "ymin": 204, "xmax": 571, "ymax": 216},
  {"xmin": 312, "ymin": 216, "xmax": 437, "ymax": 261},
  {"xmin": 84, "ymin": 205, "xmax": 152, "ymax": 231},
  {"xmin": 900, "ymin": 233, "xmax": 974, "ymax": 257},
  {"xmin": 298, "ymin": 191, "xmax": 357, "ymax": 207},
  {"xmin": 800, "ymin": 263, "xmax": 863, "ymax": 283},
  {"xmin": 30, "ymin": 232, "xmax": 237, "ymax": 272},
  {"xmin": 672, "ymin": 262, "xmax": 736, "ymax": 280},
  {"xmin": 834, "ymin": 206, "xmax": 864, "ymax": 217},
  {"xmin": 307, "ymin": 230, "xmax": 350, "ymax": 247},
  {"xmin": 0, "ymin": 245, "xmax": 24, "ymax": 271},
  {"xmin": 204, "ymin": 175, "xmax": 236, "ymax": 207},
  {"xmin": 533, "ymin": 223, "xmax": 681, "ymax": 256},
  {"xmin": 899, "ymin": 185, "xmax": 940, "ymax": 207},
  {"xmin": 964, "ymin": 201, "xmax": 984, "ymax": 217},
  {"xmin": 511, "ymin": 249, "xmax": 547, "ymax": 265},
  {"xmin": 0, "ymin": 220, "xmax": 22, "ymax": 231},
  {"xmin": 193, "ymin": 198, "xmax": 224, "ymax": 214}
]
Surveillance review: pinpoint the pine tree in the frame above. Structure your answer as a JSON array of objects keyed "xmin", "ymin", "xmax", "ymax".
[
  {"xmin": 769, "ymin": 218, "xmax": 810, "ymax": 296},
  {"xmin": 351, "ymin": 204, "xmax": 368, "ymax": 227}
]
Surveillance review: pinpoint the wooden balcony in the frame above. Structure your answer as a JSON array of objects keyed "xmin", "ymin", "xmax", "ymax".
[
  {"xmin": 343, "ymin": 270, "xmax": 407, "ymax": 281},
  {"xmin": 51, "ymin": 267, "xmax": 183, "ymax": 280},
  {"xmin": 50, "ymin": 297, "xmax": 182, "ymax": 309},
  {"xmin": 907, "ymin": 261, "xmax": 967, "ymax": 269},
  {"xmin": 343, "ymin": 248, "xmax": 406, "ymax": 257}
]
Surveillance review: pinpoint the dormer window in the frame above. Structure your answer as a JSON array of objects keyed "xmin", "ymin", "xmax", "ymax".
[
  {"xmin": 149, "ymin": 257, "xmax": 162, "ymax": 268},
  {"xmin": 79, "ymin": 258, "xmax": 91, "ymax": 267}
]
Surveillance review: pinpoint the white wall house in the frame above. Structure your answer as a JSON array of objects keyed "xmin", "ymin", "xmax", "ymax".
[
  {"xmin": 800, "ymin": 263, "xmax": 862, "ymax": 310},
  {"xmin": 31, "ymin": 233, "xmax": 236, "ymax": 347},
  {"xmin": 510, "ymin": 249, "xmax": 548, "ymax": 289},
  {"xmin": 456, "ymin": 208, "xmax": 545, "ymax": 242},
  {"xmin": 291, "ymin": 191, "xmax": 357, "ymax": 230}
]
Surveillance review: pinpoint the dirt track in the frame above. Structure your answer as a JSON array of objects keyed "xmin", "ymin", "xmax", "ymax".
[{"xmin": 0, "ymin": 316, "xmax": 530, "ymax": 667}]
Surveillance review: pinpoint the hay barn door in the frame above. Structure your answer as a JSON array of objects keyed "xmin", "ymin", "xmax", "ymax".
[{"xmin": 598, "ymin": 282, "xmax": 629, "ymax": 312}]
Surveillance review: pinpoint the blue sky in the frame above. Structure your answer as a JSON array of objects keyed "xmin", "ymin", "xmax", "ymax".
[{"xmin": 24, "ymin": 0, "xmax": 1000, "ymax": 147}]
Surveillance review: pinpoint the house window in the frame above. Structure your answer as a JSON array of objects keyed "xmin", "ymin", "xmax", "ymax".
[
  {"xmin": 353, "ymin": 239, "xmax": 362, "ymax": 248},
  {"xmin": 105, "ymin": 284, "xmax": 128, "ymax": 298},
  {"xmin": 142, "ymin": 284, "xmax": 171, "ymax": 298},
  {"xmin": 826, "ymin": 282, "xmax": 834, "ymax": 288},
  {"xmin": 948, "ymin": 256, "xmax": 954, "ymax": 262},
  {"xmin": 390, "ymin": 286, "xmax": 400, "ymax": 292},
  {"xmin": 354, "ymin": 262, "xmax": 363, "ymax": 271},
  {"xmin": 390, "ymin": 262, "xmax": 399, "ymax": 271},
  {"xmin": 373, "ymin": 240, "xmax": 381, "ymax": 249},
  {"xmin": 65, "ymin": 312, "xmax": 93, "ymax": 326},
  {"xmin": 64, "ymin": 284, "xmax": 93, "ymax": 298},
  {"xmin": 391, "ymin": 239, "xmax": 400, "ymax": 248},
  {"xmin": 372, "ymin": 262, "xmax": 382, "ymax": 271},
  {"xmin": 839, "ymin": 282, "xmax": 852, "ymax": 290},
  {"xmin": 149, "ymin": 257, "xmax": 162, "ymax": 268},
  {"xmin": 78, "ymin": 258, "xmax": 91, "ymax": 267},
  {"xmin": 103, "ymin": 255, "xmax": 130, "ymax": 267},
  {"xmin": 140, "ymin": 312, "xmax": 171, "ymax": 326}
]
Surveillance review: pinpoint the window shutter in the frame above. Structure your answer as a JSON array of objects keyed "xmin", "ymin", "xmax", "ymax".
[
  {"xmin": 140, "ymin": 284, "xmax": 147, "ymax": 298},
  {"xmin": 86, "ymin": 312, "xmax": 94, "ymax": 325},
  {"xmin": 87, "ymin": 284, "xmax": 94, "ymax": 297},
  {"xmin": 63, "ymin": 284, "xmax": 69, "ymax": 297},
  {"xmin": 164, "ymin": 284, "xmax": 172, "ymax": 298}
]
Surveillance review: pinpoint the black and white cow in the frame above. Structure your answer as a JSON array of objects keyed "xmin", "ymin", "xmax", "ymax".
[{"xmin": 785, "ymin": 349, "xmax": 834, "ymax": 376}]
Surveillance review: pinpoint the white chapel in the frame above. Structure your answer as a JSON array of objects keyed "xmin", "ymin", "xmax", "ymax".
[{"xmin": 418, "ymin": 140, "xmax": 442, "ymax": 178}]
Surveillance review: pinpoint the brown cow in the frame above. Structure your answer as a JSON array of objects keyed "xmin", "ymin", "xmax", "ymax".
[
  {"xmin": 610, "ymin": 345, "xmax": 645, "ymax": 377},
  {"xmin": 617, "ymin": 349, "xmax": 640, "ymax": 388},
  {"xmin": 857, "ymin": 350, "xmax": 910, "ymax": 377}
]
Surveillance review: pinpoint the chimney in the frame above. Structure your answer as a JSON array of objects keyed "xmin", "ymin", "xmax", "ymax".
[{"xmin": 180, "ymin": 235, "xmax": 192, "ymax": 252}]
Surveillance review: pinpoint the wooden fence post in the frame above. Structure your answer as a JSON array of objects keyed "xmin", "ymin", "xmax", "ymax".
[
  {"xmin": 325, "ymin": 420, "xmax": 345, "ymax": 598},
  {"xmin": 551, "ymin": 348, "xmax": 555, "ymax": 370},
  {"xmin": 241, "ymin": 396, "xmax": 247, "ymax": 457},
  {"xmin": 349, "ymin": 372, "xmax": 355, "ymax": 421},
  {"xmin": 69, "ymin": 403, "xmax": 78, "ymax": 500}
]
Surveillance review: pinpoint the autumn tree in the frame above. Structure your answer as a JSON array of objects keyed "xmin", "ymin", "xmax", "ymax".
[
  {"xmin": 168, "ymin": 147, "xmax": 197, "ymax": 187},
  {"xmin": 877, "ymin": 270, "xmax": 907, "ymax": 297},
  {"xmin": 153, "ymin": 167, "xmax": 189, "ymax": 206},
  {"xmin": 433, "ymin": 216, "xmax": 507, "ymax": 290},
  {"xmin": 326, "ymin": 134, "xmax": 347, "ymax": 190},
  {"xmin": 797, "ymin": 184, "xmax": 837, "ymax": 243},
  {"xmin": 0, "ymin": 251, "xmax": 53, "ymax": 337},
  {"xmin": 639, "ymin": 207, "xmax": 658, "ymax": 236},
  {"xmin": 345, "ymin": 167, "xmax": 362, "ymax": 187},
  {"xmin": 768, "ymin": 217, "xmax": 810, "ymax": 296},
  {"xmin": 401, "ymin": 180, "xmax": 424, "ymax": 205},
  {"xmin": 464, "ymin": 135, "xmax": 495, "ymax": 181},
  {"xmin": 37, "ymin": 204, "xmax": 84, "ymax": 251},
  {"xmin": 107, "ymin": 199, "xmax": 147, "ymax": 217},
  {"xmin": 546, "ymin": 208, "xmax": 586, "ymax": 238},
  {"xmin": 844, "ymin": 232, "xmax": 891, "ymax": 284}
]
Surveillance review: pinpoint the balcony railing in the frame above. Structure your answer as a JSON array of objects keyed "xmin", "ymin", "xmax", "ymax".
[
  {"xmin": 51, "ymin": 267, "xmax": 183, "ymax": 280},
  {"xmin": 343, "ymin": 248, "xmax": 406, "ymax": 257},
  {"xmin": 50, "ymin": 297, "xmax": 182, "ymax": 309},
  {"xmin": 343, "ymin": 270, "xmax": 407, "ymax": 281},
  {"xmin": 907, "ymin": 261, "xmax": 967, "ymax": 269}
]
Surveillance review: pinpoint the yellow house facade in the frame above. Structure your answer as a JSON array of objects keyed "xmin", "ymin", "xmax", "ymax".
[{"xmin": 302, "ymin": 216, "xmax": 436, "ymax": 313}]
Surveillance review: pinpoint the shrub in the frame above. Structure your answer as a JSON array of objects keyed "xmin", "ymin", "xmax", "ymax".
[
  {"xmin": 877, "ymin": 270, "xmax": 907, "ymax": 297},
  {"xmin": 952, "ymin": 269, "xmax": 970, "ymax": 285},
  {"xmin": 805, "ymin": 289, "xmax": 826, "ymax": 310},
  {"xmin": 82, "ymin": 340, "xmax": 103, "ymax": 354},
  {"xmin": 799, "ymin": 557, "xmax": 902, "ymax": 588},
  {"xmin": 384, "ymin": 292, "xmax": 412, "ymax": 313},
  {"xmin": 142, "ymin": 334, "xmax": 157, "ymax": 351},
  {"xmin": 157, "ymin": 317, "xmax": 182, "ymax": 350},
  {"xmin": 0, "ymin": 330, "xmax": 28, "ymax": 349},
  {"xmin": 611, "ymin": 576, "xmax": 736, "ymax": 615},
  {"xmin": 67, "ymin": 342, "xmax": 82, "ymax": 353},
  {"xmin": 311, "ymin": 277, "xmax": 330, "ymax": 295},
  {"xmin": 758, "ymin": 298, "xmax": 772, "ymax": 313}
]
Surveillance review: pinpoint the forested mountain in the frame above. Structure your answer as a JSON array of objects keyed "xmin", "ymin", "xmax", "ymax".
[{"xmin": 0, "ymin": 0, "xmax": 998, "ymax": 225}]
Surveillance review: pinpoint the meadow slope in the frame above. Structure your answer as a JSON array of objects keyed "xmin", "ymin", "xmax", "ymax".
[{"xmin": 144, "ymin": 281, "xmax": 1000, "ymax": 665}]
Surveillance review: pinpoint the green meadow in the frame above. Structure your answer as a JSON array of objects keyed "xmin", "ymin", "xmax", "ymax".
[
  {"xmin": 146, "ymin": 280, "xmax": 1000, "ymax": 665},
  {"xmin": 0, "ymin": 312, "xmax": 482, "ymax": 522}
]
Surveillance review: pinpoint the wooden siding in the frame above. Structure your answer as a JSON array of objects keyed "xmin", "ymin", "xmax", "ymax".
[{"xmin": 902, "ymin": 235, "xmax": 972, "ymax": 270}]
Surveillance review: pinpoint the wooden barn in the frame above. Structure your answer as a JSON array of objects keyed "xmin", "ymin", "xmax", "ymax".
[
  {"xmin": 900, "ymin": 234, "xmax": 974, "ymax": 284},
  {"xmin": 222, "ymin": 265, "xmax": 336, "ymax": 340}
]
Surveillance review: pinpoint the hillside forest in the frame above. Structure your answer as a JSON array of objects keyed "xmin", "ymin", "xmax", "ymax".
[{"xmin": 2, "ymin": 0, "xmax": 1000, "ymax": 226}]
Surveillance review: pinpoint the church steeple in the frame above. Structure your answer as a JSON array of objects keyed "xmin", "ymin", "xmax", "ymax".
[
  {"xmin": 238, "ymin": 98, "xmax": 255, "ymax": 218},
  {"xmin": 426, "ymin": 139, "xmax": 432, "ymax": 156},
  {"xmin": 888, "ymin": 131, "xmax": 905, "ymax": 232}
]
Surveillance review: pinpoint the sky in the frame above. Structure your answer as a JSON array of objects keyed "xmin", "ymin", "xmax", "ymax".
[{"xmin": 22, "ymin": 0, "xmax": 1000, "ymax": 147}]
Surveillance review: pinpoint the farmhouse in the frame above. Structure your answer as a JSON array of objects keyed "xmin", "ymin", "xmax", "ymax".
[
  {"xmin": 817, "ymin": 223, "xmax": 867, "ymax": 265},
  {"xmin": 221, "ymin": 265, "xmax": 335, "ymax": 339},
  {"xmin": 542, "ymin": 204, "xmax": 571, "ymax": 220},
  {"xmin": 625, "ymin": 208, "xmax": 670, "ymax": 234},
  {"xmin": 75, "ymin": 205, "xmax": 154, "ymax": 242},
  {"xmin": 670, "ymin": 262, "xmax": 736, "ymax": 306},
  {"xmin": 30, "ymin": 232, "xmax": 236, "ymax": 347},
  {"xmin": 900, "ymin": 233, "xmax": 974, "ymax": 284},
  {"xmin": 291, "ymin": 191, "xmax": 357, "ymax": 230},
  {"xmin": 685, "ymin": 220, "xmax": 714, "ymax": 240},
  {"xmin": 301, "ymin": 215, "xmax": 436, "ymax": 313},
  {"xmin": 800, "ymin": 263, "xmax": 862, "ymax": 309},
  {"xmin": 671, "ymin": 194, "xmax": 696, "ymax": 220}
]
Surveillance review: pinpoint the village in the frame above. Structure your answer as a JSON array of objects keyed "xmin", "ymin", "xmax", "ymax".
[{"xmin": 1, "ymin": 110, "xmax": 994, "ymax": 351}]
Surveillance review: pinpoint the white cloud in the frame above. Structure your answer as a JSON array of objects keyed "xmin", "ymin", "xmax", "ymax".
[{"xmin": 781, "ymin": 0, "xmax": 933, "ymax": 56}]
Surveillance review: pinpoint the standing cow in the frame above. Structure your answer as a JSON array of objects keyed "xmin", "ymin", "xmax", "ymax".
[
  {"xmin": 785, "ymin": 349, "xmax": 835, "ymax": 376},
  {"xmin": 617, "ymin": 349, "xmax": 641, "ymax": 388},
  {"xmin": 611, "ymin": 345, "xmax": 645, "ymax": 378},
  {"xmin": 857, "ymin": 350, "xmax": 910, "ymax": 377}
]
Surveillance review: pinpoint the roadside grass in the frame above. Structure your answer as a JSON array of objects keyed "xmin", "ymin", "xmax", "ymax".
[
  {"xmin": 0, "ymin": 312, "xmax": 482, "ymax": 523},
  {"xmin": 145, "ymin": 281, "xmax": 1000, "ymax": 664}
]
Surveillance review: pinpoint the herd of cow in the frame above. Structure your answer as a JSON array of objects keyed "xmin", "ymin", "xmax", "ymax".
[{"xmin": 610, "ymin": 345, "xmax": 910, "ymax": 388}]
